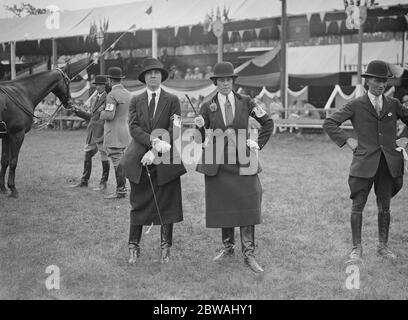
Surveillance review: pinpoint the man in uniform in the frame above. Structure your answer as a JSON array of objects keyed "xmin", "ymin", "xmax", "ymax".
[
  {"xmin": 100, "ymin": 67, "xmax": 131, "ymax": 199},
  {"xmin": 70, "ymin": 75, "xmax": 110, "ymax": 190},
  {"xmin": 324, "ymin": 60, "xmax": 408, "ymax": 262},
  {"xmin": 121, "ymin": 57, "xmax": 186, "ymax": 264}
]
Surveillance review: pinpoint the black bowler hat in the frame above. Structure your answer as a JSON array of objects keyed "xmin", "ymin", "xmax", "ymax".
[
  {"xmin": 209, "ymin": 61, "xmax": 238, "ymax": 80},
  {"xmin": 138, "ymin": 57, "xmax": 168, "ymax": 83},
  {"xmin": 107, "ymin": 67, "xmax": 124, "ymax": 79},
  {"xmin": 92, "ymin": 75, "xmax": 107, "ymax": 85},
  {"xmin": 361, "ymin": 60, "xmax": 393, "ymax": 79}
]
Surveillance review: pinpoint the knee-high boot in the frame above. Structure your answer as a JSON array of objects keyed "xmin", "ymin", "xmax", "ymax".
[
  {"xmin": 377, "ymin": 199, "xmax": 396, "ymax": 259},
  {"xmin": 160, "ymin": 224, "xmax": 173, "ymax": 264},
  {"xmin": 240, "ymin": 225, "xmax": 264, "ymax": 273},
  {"xmin": 213, "ymin": 228, "xmax": 235, "ymax": 261},
  {"xmin": 128, "ymin": 225, "xmax": 143, "ymax": 264},
  {"xmin": 349, "ymin": 210, "xmax": 363, "ymax": 260},
  {"xmin": 104, "ymin": 164, "xmax": 126, "ymax": 199},
  {"xmin": 70, "ymin": 149, "xmax": 96, "ymax": 187},
  {"xmin": 93, "ymin": 160, "xmax": 109, "ymax": 191}
]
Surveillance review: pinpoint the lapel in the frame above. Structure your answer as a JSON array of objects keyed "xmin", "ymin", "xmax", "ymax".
[
  {"xmin": 362, "ymin": 94, "xmax": 379, "ymax": 119},
  {"xmin": 140, "ymin": 91, "xmax": 151, "ymax": 132},
  {"xmin": 152, "ymin": 89, "xmax": 168, "ymax": 129},
  {"xmin": 232, "ymin": 92, "xmax": 244, "ymax": 129},
  {"xmin": 211, "ymin": 93, "xmax": 226, "ymax": 130},
  {"xmin": 92, "ymin": 92, "xmax": 106, "ymax": 113}
]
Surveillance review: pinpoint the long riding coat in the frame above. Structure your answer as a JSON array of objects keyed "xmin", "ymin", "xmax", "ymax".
[
  {"xmin": 196, "ymin": 92, "xmax": 273, "ymax": 228},
  {"xmin": 121, "ymin": 89, "xmax": 186, "ymax": 226}
]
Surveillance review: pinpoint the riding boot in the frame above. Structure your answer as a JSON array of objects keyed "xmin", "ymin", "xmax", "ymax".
[
  {"xmin": 240, "ymin": 225, "xmax": 264, "ymax": 273},
  {"xmin": 349, "ymin": 211, "xmax": 363, "ymax": 261},
  {"xmin": 213, "ymin": 228, "xmax": 235, "ymax": 261},
  {"xmin": 377, "ymin": 209, "xmax": 396, "ymax": 260},
  {"xmin": 104, "ymin": 164, "xmax": 127, "ymax": 199},
  {"xmin": 0, "ymin": 121, "xmax": 7, "ymax": 134},
  {"xmin": 128, "ymin": 225, "xmax": 143, "ymax": 264},
  {"xmin": 160, "ymin": 224, "xmax": 173, "ymax": 264},
  {"xmin": 70, "ymin": 150, "xmax": 95, "ymax": 187},
  {"xmin": 93, "ymin": 160, "xmax": 109, "ymax": 191}
]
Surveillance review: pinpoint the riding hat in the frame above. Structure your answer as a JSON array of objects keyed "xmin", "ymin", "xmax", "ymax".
[
  {"xmin": 138, "ymin": 58, "xmax": 168, "ymax": 83},
  {"xmin": 107, "ymin": 67, "xmax": 124, "ymax": 79},
  {"xmin": 93, "ymin": 75, "xmax": 107, "ymax": 85},
  {"xmin": 361, "ymin": 60, "xmax": 393, "ymax": 79},
  {"xmin": 209, "ymin": 61, "xmax": 238, "ymax": 80}
]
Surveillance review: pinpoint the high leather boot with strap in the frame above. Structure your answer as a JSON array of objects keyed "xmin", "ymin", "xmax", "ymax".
[
  {"xmin": 160, "ymin": 224, "xmax": 173, "ymax": 264},
  {"xmin": 128, "ymin": 225, "xmax": 143, "ymax": 264},
  {"xmin": 93, "ymin": 160, "xmax": 109, "ymax": 191},
  {"xmin": 349, "ymin": 210, "xmax": 363, "ymax": 262},
  {"xmin": 213, "ymin": 228, "xmax": 235, "ymax": 261},
  {"xmin": 377, "ymin": 209, "xmax": 396, "ymax": 260},
  {"xmin": 104, "ymin": 164, "xmax": 127, "ymax": 199},
  {"xmin": 70, "ymin": 149, "xmax": 97, "ymax": 188},
  {"xmin": 240, "ymin": 225, "xmax": 264, "ymax": 273}
]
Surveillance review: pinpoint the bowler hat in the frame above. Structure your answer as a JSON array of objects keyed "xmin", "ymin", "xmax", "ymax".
[
  {"xmin": 361, "ymin": 60, "xmax": 393, "ymax": 79},
  {"xmin": 93, "ymin": 75, "xmax": 107, "ymax": 85},
  {"xmin": 107, "ymin": 67, "xmax": 124, "ymax": 79},
  {"xmin": 138, "ymin": 57, "xmax": 168, "ymax": 83},
  {"xmin": 209, "ymin": 61, "xmax": 238, "ymax": 80}
]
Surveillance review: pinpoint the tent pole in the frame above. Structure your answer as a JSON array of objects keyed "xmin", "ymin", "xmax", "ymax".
[
  {"xmin": 280, "ymin": 0, "xmax": 288, "ymax": 118},
  {"xmin": 52, "ymin": 38, "xmax": 58, "ymax": 69},
  {"xmin": 10, "ymin": 41, "xmax": 16, "ymax": 80},
  {"xmin": 217, "ymin": 35, "xmax": 223, "ymax": 62},
  {"xmin": 339, "ymin": 34, "xmax": 343, "ymax": 72},
  {"xmin": 357, "ymin": 20, "xmax": 363, "ymax": 85},
  {"xmin": 402, "ymin": 30, "xmax": 406, "ymax": 67},
  {"xmin": 152, "ymin": 29, "xmax": 158, "ymax": 58}
]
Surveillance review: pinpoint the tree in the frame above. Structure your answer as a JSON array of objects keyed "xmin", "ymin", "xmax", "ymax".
[{"xmin": 4, "ymin": 2, "xmax": 47, "ymax": 17}]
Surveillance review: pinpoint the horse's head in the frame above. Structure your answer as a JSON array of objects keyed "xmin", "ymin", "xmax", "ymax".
[{"xmin": 53, "ymin": 67, "xmax": 74, "ymax": 109}]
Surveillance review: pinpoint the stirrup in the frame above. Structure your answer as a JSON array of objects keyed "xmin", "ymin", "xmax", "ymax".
[{"xmin": 0, "ymin": 121, "xmax": 7, "ymax": 134}]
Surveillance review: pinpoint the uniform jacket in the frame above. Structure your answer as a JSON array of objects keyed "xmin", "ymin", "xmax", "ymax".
[
  {"xmin": 100, "ymin": 84, "xmax": 131, "ymax": 148},
  {"xmin": 75, "ymin": 92, "xmax": 106, "ymax": 144},
  {"xmin": 323, "ymin": 94, "xmax": 408, "ymax": 178},
  {"xmin": 121, "ymin": 89, "xmax": 186, "ymax": 185},
  {"xmin": 196, "ymin": 92, "xmax": 273, "ymax": 176}
]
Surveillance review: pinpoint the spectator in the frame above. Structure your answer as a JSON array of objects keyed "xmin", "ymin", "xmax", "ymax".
[
  {"xmin": 116, "ymin": 52, "xmax": 124, "ymax": 71},
  {"xmin": 184, "ymin": 68, "xmax": 193, "ymax": 80},
  {"xmin": 204, "ymin": 65, "xmax": 213, "ymax": 79},
  {"xmin": 301, "ymin": 100, "xmax": 320, "ymax": 119},
  {"xmin": 169, "ymin": 64, "xmax": 182, "ymax": 79},
  {"xmin": 159, "ymin": 48, "xmax": 169, "ymax": 69},
  {"xmin": 397, "ymin": 94, "xmax": 408, "ymax": 138},
  {"xmin": 191, "ymin": 67, "xmax": 203, "ymax": 80}
]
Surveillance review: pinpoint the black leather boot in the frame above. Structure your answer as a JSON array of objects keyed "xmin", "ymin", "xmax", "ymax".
[
  {"xmin": 128, "ymin": 225, "xmax": 143, "ymax": 264},
  {"xmin": 105, "ymin": 164, "xmax": 127, "ymax": 199},
  {"xmin": 213, "ymin": 228, "xmax": 235, "ymax": 261},
  {"xmin": 93, "ymin": 160, "xmax": 109, "ymax": 191},
  {"xmin": 349, "ymin": 211, "xmax": 363, "ymax": 261},
  {"xmin": 240, "ymin": 225, "xmax": 264, "ymax": 273},
  {"xmin": 377, "ymin": 209, "xmax": 396, "ymax": 260},
  {"xmin": 160, "ymin": 224, "xmax": 173, "ymax": 264},
  {"xmin": 70, "ymin": 150, "xmax": 96, "ymax": 188},
  {"xmin": 0, "ymin": 121, "xmax": 7, "ymax": 134}
]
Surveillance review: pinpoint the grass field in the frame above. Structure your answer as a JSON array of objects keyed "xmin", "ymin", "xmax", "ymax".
[{"xmin": 0, "ymin": 129, "xmax": 407, "ymax": 300}]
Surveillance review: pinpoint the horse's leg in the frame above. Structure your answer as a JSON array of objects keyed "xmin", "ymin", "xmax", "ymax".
[
  {"xmin": 0, "ymin": 136, "xmax": 10, "ymax": 194},
  {"xmin": 7, "ymin": 130, "xmax": 25, "ymax": 198}
]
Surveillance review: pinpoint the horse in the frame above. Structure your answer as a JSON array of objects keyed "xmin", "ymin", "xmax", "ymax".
[{"xmin": 0, "ymin": 68, "xmax": 73, "ymax": 198}]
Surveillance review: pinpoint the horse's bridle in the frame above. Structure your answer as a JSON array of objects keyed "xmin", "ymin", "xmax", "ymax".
[{"xmin": 55, "ymin": 68, "xmax": 72, "ymax": 107}]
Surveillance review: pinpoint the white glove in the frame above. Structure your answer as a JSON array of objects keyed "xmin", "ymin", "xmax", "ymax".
[
  {"xmin": 141, "ymin": 150, "xmax": 155, "ymax": 166},
  {"xmin": 194, "ymin": 116, "xmax": 205, "ymax": 128},
  {"xmin": 152, "ymin": 138, "xmax": 171, "ymax": 153},
  {"xmin": 246, "ymin": 139, "xmax": 260, "ymax": 150}
]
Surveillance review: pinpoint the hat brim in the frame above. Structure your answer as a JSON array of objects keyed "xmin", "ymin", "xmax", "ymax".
[
  {"xmin": 209, "ymin": 73, "xmax": 239, "ymax": 80},
  {"xmin": 107, "ymin": 75, "xmax": 125, "ymax": 79},
  {"xmin": 138, "ymin": 67, "xmax": 169, "ymax": 83},
  {"xmin": 361, "ymin": 73, "xmax": 393, "ymax": 79}
]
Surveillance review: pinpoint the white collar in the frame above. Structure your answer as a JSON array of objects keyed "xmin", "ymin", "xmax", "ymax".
[
  {"xmin": 367, "ymin": 91, "xmax": 383, "ymax": 104},
  {"xmin": 111, "ymin": 84, "xmax": 122, "ymax": 89},
  {"xmin": 218, "ymin": 91, "xmax": 234, "ymax": 104},
  {"xmin": 147, "ymin": 87, "xmax": 161, "ymax": 98}
]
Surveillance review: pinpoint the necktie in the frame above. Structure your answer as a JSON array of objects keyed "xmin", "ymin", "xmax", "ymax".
[
  {"xmin": 225, "ymin": 96, "xmax": 234, "ymax": 126},
  {"xmin": 374, "ymin": 96, "xmax": 381, "ymax": 116},
  {"xmin": 149, "ymin": 92, "xmax": 156, "ymax": 124}
]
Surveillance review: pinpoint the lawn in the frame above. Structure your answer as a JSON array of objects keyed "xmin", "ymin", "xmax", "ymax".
[{"xmin": 0, "ymin": 129, "xmax": 407, "ymax": 300}]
